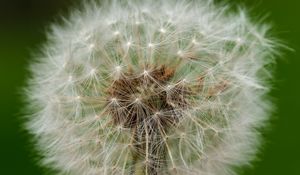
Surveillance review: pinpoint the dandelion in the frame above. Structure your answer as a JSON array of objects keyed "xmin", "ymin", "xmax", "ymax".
[{"xmin": 25, "ymin": 0, "xmax": 280, "ymax": 174}]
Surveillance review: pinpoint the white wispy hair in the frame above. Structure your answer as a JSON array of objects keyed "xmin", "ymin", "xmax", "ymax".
[{"xmin": 25, "ymin": 0, "xmax": 279, "ymax": 174}]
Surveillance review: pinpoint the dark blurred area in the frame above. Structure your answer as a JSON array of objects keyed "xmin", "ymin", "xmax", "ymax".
[
  {"xmin": 0, "ymin": 0, "xmax": 299, "ymax": 174},
  {"xmin": 0, "ymin": 0, "xmax": 73, "ymax": 23},
  {"xmin": 0, "ymin": 0, "xmax": 78, "ymax": 174}
]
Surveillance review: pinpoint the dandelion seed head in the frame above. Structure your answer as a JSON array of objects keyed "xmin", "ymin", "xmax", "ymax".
[{"xmin": 25, "ymin": 0, "xmax": 280, "ymax": 175}]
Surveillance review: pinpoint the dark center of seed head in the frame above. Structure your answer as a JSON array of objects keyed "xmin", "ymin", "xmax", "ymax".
[
  {"xmin": 107, "ymin": 65, "xmax": 190, "ymax": 129},
  {"xmin": 105, "ymin": 65, "xmax": 194, "ymax": 174}
]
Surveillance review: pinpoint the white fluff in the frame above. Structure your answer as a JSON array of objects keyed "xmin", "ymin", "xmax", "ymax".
[{"xmin": 25, "ymin": 0, "xmax": 279, "ymax": 174}]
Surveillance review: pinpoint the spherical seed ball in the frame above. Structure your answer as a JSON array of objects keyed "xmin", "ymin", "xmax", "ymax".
[{"xmin": 25, "ymin": 0, "xmax": 279, "ymax": 175}]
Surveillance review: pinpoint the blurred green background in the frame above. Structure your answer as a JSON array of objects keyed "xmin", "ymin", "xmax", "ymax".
[{"xmin": 0, "ymin": 0, "xmax": 299, "ymax": 174}]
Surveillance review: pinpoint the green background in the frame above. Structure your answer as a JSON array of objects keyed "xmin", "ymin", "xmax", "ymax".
[{"xmin": 0, "ymin": 0, "xmax": 299, "ymax": 174}]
